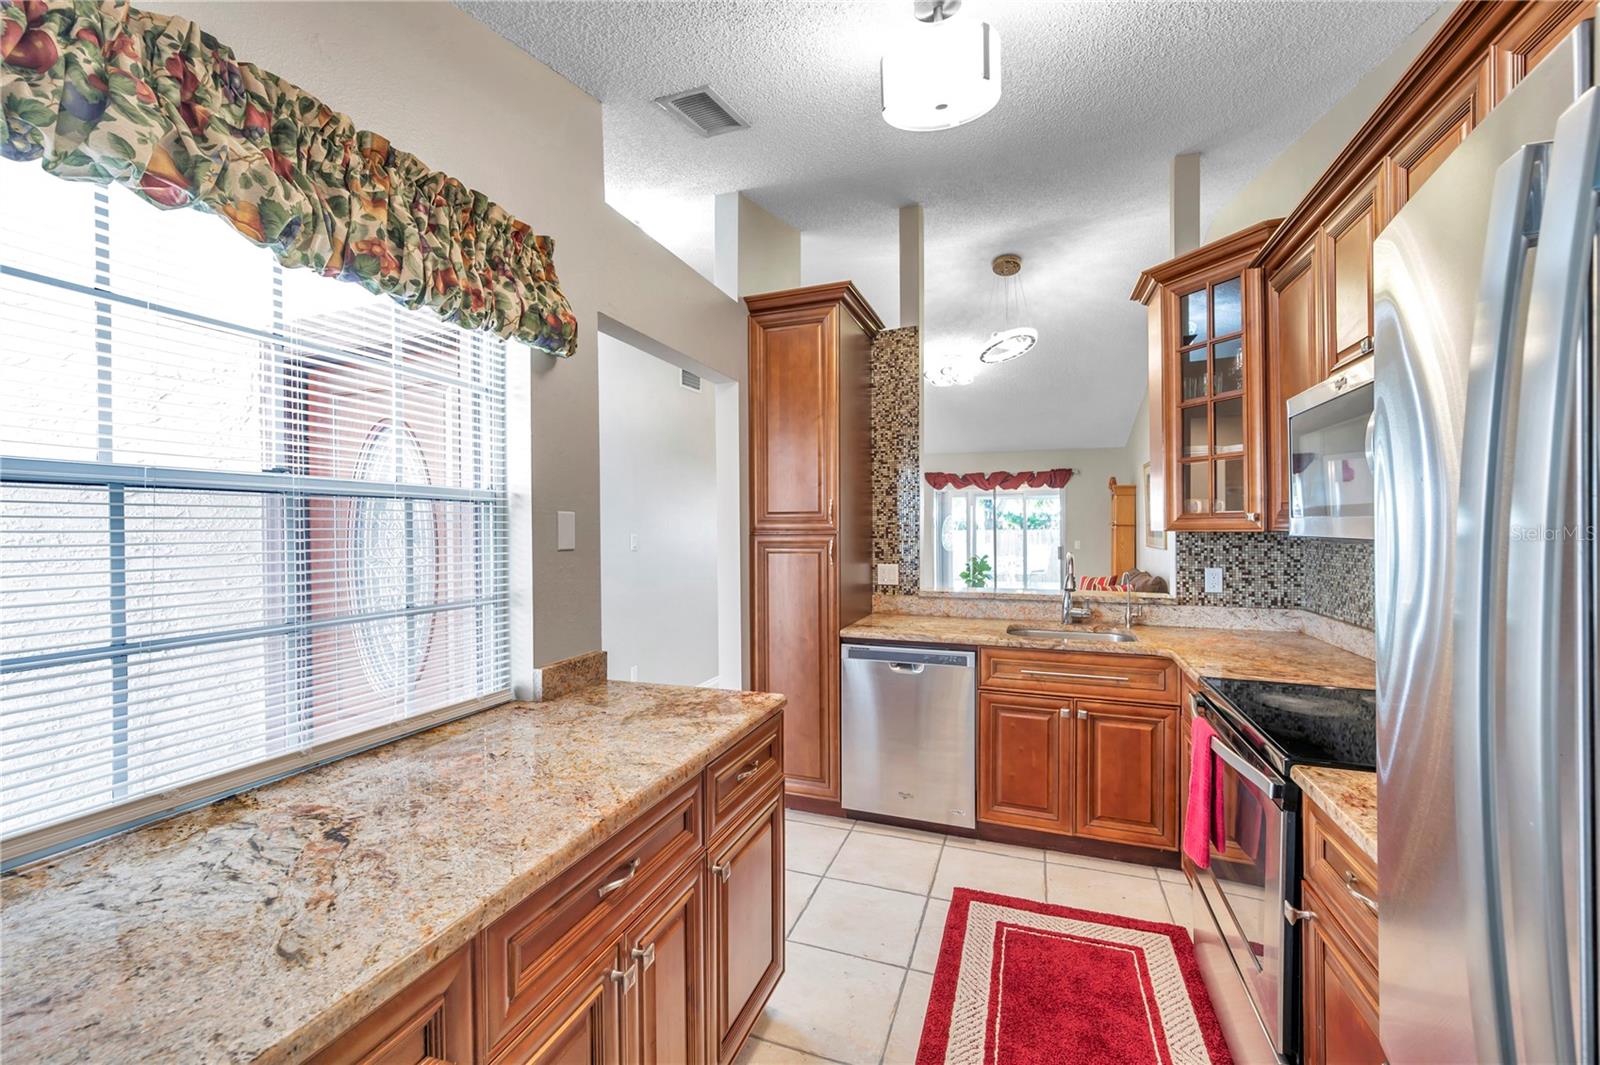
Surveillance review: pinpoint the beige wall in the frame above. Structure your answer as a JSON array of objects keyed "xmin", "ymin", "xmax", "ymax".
[
  {"xmin": 715, "ymin": 192, "xmax": 802, "ymax": 298},
  {"xmin": 1204, "ymin": 4, "xmax": 1453, "ymax": 242},
  {"xmin": 159, "ymin": 1, "xmax": 751, "ymax": 670}
]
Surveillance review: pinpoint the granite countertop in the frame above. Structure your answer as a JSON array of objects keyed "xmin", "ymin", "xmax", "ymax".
[
  {"xmin": 840, "ymin": 612, "xmax": 1376, "ymax": 689},
  {"xmin": 0, "ymin": 683, "xmax": 785, "ymax": 1064},
  {"xmin": 1292, "ymin": 765, "xmax": 1378, "ymax": 863}
]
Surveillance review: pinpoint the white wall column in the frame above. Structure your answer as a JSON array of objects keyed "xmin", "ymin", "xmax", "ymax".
[
  {"xmin": 1170, "ymin": 153, "xmax": 1201, "ymax": 256},
  {"xmin": 713, "ymin": 192, "xmax": 801, "ymax": 299},
  {"xmin": 898, "ymin": 203, "xmax": 924, "ymax": 329}
]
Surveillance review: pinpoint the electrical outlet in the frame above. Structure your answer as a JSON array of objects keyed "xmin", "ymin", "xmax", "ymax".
[
  {"xmin": 629, "ymin": 533, "xmax": 639, "ymax": 552},
  {"xmin": 1204, "ymin": 567, "xmax": 1224, "ymax": 594},
  {"xmin": 557, "ymin": 510, "xmax": 576, "ymax": 551},
  {"xmin": 629, "ymin": 665, "xmax": 638, "ymax": 681},
  {"xmin": 876, "ymin": 563, "xmax": 900, "ymax": 585}
]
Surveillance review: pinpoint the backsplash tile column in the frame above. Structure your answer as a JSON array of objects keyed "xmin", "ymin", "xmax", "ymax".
[
  {"xmin": 1173, "ymin": 531, "xmax": 1374, "ymax": 630},
  {"xmin": 870, "ymin": 326, "xmax": 921, "ymax": 595}
]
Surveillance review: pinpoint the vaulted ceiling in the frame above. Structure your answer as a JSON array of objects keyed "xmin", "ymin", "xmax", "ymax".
[{"xmin": 461, "ymin": 0, "xmax": 1437, "ymax": 452}]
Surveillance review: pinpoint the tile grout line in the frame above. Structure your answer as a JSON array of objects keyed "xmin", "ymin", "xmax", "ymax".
[{"xmin": 878, "ymin": 832, "xmax": 944, "ymax": 1065}]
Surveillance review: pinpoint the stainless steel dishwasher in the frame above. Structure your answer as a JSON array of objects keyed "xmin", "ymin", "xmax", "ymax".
[{"xmin": 840, "ymin": 643, "xmax": 976, "ymax": 829}]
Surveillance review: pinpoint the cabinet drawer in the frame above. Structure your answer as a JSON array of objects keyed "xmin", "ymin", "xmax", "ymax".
[
  {"xmin": 706, "ymin": 712, "xmax": 784, "ymax": 841},
  {"xmin": 308, "ymin": 945, "xmax": 474, "ymax": 1065},
  {"xmin": 481, "ymin": 781, "xmax": 703, "ymax": 1059},
  {"xmin": 979, "ymin": 648, "xmax": 1180, "ymax": 705},
  {"xmin": 1304, "ymin": 801, "xmax": 1378, "ymax": 967}
]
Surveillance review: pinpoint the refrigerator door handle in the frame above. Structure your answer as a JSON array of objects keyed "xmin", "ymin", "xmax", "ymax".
[
  {"xmin": 1505, "ymin": 84, "xmax": 1600, "ymax": 1065},
  {"xmin": 1452, "ymin": 139, "xmax": 1551, "ymax": 1065}
]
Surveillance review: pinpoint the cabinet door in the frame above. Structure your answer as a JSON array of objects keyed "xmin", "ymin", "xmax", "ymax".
[
  {"xmin": 751, "ymin": 535, "xmax": 837, "ymax": 801},
  {"xmin": 1301, "ymin": 885, "xmax": 1386, "ymax": 1065},
  {"xmin": 709, "ymin": 792, "xmax": 785, "ymax": 1064},
  {"xmin": 625, "ymin": 865, "xmax": 706, "ymax": 1065},
  {"xmin": 1389, "ymin": 64, "xmax": 1486, "ymax": 215},
  {"xmin": 1490, "ymin": 2, "xmax": 1593, "ymax": 103},
  {"xmin": 1265, "ymin": 241, "xmax": 1321, "ymax": 531},
  {"xmin": 493, "ymin": 937, "xmax": 624, "ymax": 1065},
  {"xmin": 749, "ymin": 308, "xmax": 838, "ymax": 530},
  {"xmin": 307, "ymin": 947, "xmax": 474, "ymax": 1065},
  {"xmin": 977, "ymin": 692, "xmax": 1072, "ymax": 834},
  {"xmin": 1073, "ymin": 700, "xmax": 1176, "ymax": 849},
  {"xmin": 1320, "ymin": 168, "xmax": 1382, "ymax": 373}
]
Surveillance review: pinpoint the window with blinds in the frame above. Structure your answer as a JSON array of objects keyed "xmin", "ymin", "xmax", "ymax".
[{"xmin": 0, "ymin": 163, "xmax": 512, "ymax": 865}]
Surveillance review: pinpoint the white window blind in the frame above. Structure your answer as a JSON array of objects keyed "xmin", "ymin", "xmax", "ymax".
[{"xmin": 0, "ymin": 163, "xmax": 511, "ymax": 866}]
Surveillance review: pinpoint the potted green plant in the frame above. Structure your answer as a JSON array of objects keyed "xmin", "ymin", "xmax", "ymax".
[{"xmin": 959, "ymin": 554, "xmax": 992, "ymax": 589}]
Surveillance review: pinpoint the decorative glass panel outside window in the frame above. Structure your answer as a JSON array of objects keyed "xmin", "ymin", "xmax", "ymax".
[
  {"xmin": 927, "ymin": 487, "xmax": 1064, "ymax": 593},
  {"xmin": 0, "ymin": 162, "xmax": 512, "ymax": 865}
]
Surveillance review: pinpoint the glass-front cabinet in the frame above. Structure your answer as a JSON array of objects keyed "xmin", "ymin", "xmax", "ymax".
[{"xmin": 1132, "ymin": 221, "xmax": 1275, "ymax": 533}]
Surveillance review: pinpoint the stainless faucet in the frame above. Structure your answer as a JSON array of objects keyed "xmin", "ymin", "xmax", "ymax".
[
  {"xmin": 1061, "ymin": 552, "xmax": 1090, "ymax": 623},
  {"xmin": 1123, "ymin": 582, "xmax": 1144, "ymax": 628}
]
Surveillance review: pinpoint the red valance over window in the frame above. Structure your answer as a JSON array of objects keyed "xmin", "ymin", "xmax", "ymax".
[{"xmin": 923, "ymin": 468, "xmax": 1074, "ymax": 491}]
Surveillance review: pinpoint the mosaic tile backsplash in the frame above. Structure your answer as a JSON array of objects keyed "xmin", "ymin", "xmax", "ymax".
[
  {"xmin": 1173, "ymin": 531, "xmax": 1375, "ymax": 630},
  {"xmin": 870, "ymin": 326, "xmax": 921, "ymax": 595}
]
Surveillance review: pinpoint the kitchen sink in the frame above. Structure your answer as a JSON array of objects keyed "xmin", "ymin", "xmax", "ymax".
[{"xmin": 1005, "ymin": 625, "xmax": 1138, "ymax": 643}]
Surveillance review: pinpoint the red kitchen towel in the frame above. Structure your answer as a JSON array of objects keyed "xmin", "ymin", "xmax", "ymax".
[{"xmin": 1185, "ymin": 716, "xmax": 1223, "ymax": 868}]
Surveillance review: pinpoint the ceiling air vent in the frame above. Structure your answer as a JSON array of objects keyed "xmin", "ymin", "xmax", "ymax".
[
  {"xmin": 679, "ymin": 368, "xmax": 703, "ymax": 393},
  {"xmin": 654, "ymin": 86, "xmax": 750, "ymax": 138}
]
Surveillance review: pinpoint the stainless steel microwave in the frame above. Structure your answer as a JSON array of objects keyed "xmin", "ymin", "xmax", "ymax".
[{"xmin": 1286, "ymin": 354, "xmax": 1374, "ymax": 539}]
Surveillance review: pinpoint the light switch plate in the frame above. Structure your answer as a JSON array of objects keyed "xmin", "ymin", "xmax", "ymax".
[
  {"xmin": 557, "ymin": 510, "xmax": 576, "ymax": 551},
  {"xmin": 1204, "ymin": 567, "xmax": 1223, "ymax": 594},
  {"xmin": 876, "ymin": 563, "xmax": 900, "ymax": 585}
]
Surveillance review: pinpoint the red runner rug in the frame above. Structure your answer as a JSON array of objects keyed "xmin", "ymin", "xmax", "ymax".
[{"xmin": 916, "ymin": 888, "xmax": 1234, "ymax": 1065}]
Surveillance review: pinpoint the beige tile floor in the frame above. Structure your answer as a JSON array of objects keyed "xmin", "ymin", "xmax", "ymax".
[{"xmin": 737, "ymin": 810, "xmax": 1190, "ymax": 1065}]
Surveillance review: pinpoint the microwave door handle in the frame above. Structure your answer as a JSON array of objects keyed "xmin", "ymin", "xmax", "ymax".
[
  {"xmin": 1208, "ymin": 736, "xmax": 1283, "ymax": 802},
  {"xmin": 1504, "ymin": 86, "xmax": 1600, "ymax": 1065},
  {"xmin": 1452, "ymin": 139, "xmax": 1554, "ymax": 1065}
]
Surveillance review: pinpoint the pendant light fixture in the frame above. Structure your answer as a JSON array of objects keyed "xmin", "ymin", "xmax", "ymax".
[
  {"xmin": 881, "ymin": 0, "xmax": 1002, "ymax": 132},
  {"xmin": 978, "ymin": 253, "xmax": 1037, "ymax": 364}
]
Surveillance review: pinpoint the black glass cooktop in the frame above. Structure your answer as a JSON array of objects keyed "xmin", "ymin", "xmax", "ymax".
[{"xmin": 1201, "ymin": 676, "xmax": 1377, "ymax": 771}]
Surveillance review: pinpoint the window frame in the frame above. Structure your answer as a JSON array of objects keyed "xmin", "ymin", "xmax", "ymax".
[{"xmin": 927, "ymin": 484, "xmax": 1068, "ymax": 593}]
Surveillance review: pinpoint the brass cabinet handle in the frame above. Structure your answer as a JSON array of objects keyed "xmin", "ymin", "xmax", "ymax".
[
  {"xmin": 734, "ymin": 758, "xmax": 765, "ymax": 783},
  {"xmin": 632, "ymin": 943, "xmax": 656, "ymax": 970},
  {"xmin": 1019, "ymin": 668, "xmax": 1130, "ymax": 683},
  {"xmin": 596, "ymin": 858, "xmax": 640, "ymax": 899},
  {"xmin": 712, "ymin": 861, "xmax": 732, "ymax": 883},
  {"xmin": 1342, "ymin": 870, "xmax": 1379, "ymax": 915}
]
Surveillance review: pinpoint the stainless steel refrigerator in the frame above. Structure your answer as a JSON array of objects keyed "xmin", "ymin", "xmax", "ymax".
[{"xmin": 1372, "ymin": 15, "xmax": 1597, "ymax": 1064}]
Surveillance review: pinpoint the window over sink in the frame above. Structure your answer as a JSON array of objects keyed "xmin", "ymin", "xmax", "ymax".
[
  {"xmin": 0, "ymin": 162, "xmax": 513, "ymax": 865},
  {"xmin": 924, "ymin": 485, "xmax": 1065, "ymax": 593}
]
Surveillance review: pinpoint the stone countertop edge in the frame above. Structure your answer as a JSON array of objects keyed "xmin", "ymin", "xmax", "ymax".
[
  {"xmin": 838, "ymin": 612, "xmax": 1376, "ymax": 690},
  {"xmin": 1292, "ymin": 765, "xmax": 1378, "ymax": 863},
  {"xmin": 0, "ymin": 681, "xmax": 785, "ymax": 1065}
]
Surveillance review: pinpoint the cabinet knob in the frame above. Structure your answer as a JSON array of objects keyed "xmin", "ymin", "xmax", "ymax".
[
  {"xmin": 610, "ymin": 964, "xmax": 638, "ymax": 990},
  {"xmin": 632, "ymin": 943, "xmax": 656, "ymax": 970},
  {"xmin": 1283, "ymin": 900, "xmax": 1318, "ymax": 925},
  {"xmin": 1059, "ymin": 707, "xmax": 1072, "ymax": 718},
  {"xmin": 712, "ymin": 861, "xmax": 732, "ymax": 883}
]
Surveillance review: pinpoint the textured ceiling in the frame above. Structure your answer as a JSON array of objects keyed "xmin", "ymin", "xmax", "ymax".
[{"xmin": 460, "ymin": 0, "xmax": 1437, "ymax": 452}]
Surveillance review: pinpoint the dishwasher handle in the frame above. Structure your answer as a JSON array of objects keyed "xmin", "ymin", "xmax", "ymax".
[{"xmin": 841, "ymin": 644, "xmax": 975, "ymax": 670}]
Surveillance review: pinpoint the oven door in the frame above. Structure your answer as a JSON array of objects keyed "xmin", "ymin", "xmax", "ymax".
[{"xmin": 1191, "ymin": 696, "xmax": 1295, "ymax": 1059}]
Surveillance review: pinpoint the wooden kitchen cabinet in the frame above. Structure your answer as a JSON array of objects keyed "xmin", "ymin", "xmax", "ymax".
[
  {"xmin": 976, "ymin": 650, "xmax": 1178, "ymax": 853},
  {"xmin": 751, "ymin": 534, "xmax": 837, "ymax": 800},
  {"xmin": 747, "ymin": 283, "xmax": 879, "ymax": 806},
  {"xmin": 1264, "ymin": 240, "xmax": 1321, "ymax": 531},
  {"xmin": 1320, "ymin": 167, "xmax": 1384, "ymax": 373},
  {"xmin": 977, "ymin": 691, "xmax": 1073, "ymax": 834},
  {"xmin": 1300, "ymin": 882, "xmax": 1385, "ymax": 1065},
  {"xmin": 708, "ymin": 792, "xmax": 785, "ymax": 1064},
  {"xmin": 1074, "ymin": 700, "xmax": 1177, "ymax": 849},
  {"xmin": 307, "ymin": 946, "xmax": 475, "ymax": 1065},
  {"xmin": 1388, "ymin": 65, "xmax": 1485, "ymax": 215},
  {"xmin": 492, "ymin": 936, "xmax": 625, "ymax": 1065},
  {"xmin": 1132, "ymin": 221, "xmax": 1276, "ymax": 532},
  {"xmin": 624, "ymin": 866, "xmax": 706, "ymax": 1065}
]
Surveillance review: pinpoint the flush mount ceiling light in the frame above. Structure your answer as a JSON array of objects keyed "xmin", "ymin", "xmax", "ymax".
[
  {"xmin": 881, "ymin": 0, "xmax": 1002, "ymax": 132},
  {"xmin": 978, "ymin": 252, "xmax": 1038, "ymax": 364}
]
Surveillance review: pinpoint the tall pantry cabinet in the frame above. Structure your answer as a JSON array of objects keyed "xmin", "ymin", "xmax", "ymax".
[{"xmin": 746, "ymin": 283, "xmax": 881, "ymax": 805}]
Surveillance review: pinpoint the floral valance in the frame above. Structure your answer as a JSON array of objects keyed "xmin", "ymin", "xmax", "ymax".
[
  {"xmin": 924, "ymin": 468, "xmax": 1075, "ymax": 491},
  {"xmin": 1, "ymin": 0, "xmax": 577, "ymax": 356}
]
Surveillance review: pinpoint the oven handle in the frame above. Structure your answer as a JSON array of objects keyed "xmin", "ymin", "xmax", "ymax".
[{"xmin": 1210, "ymin": 735, "xmax": 1284, "ymax": 801}]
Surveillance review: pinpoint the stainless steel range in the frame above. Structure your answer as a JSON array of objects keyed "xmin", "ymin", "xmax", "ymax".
[{"xmin": 1187, "ymin": 677, "xmax": 1377, "ymax": 1064}]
